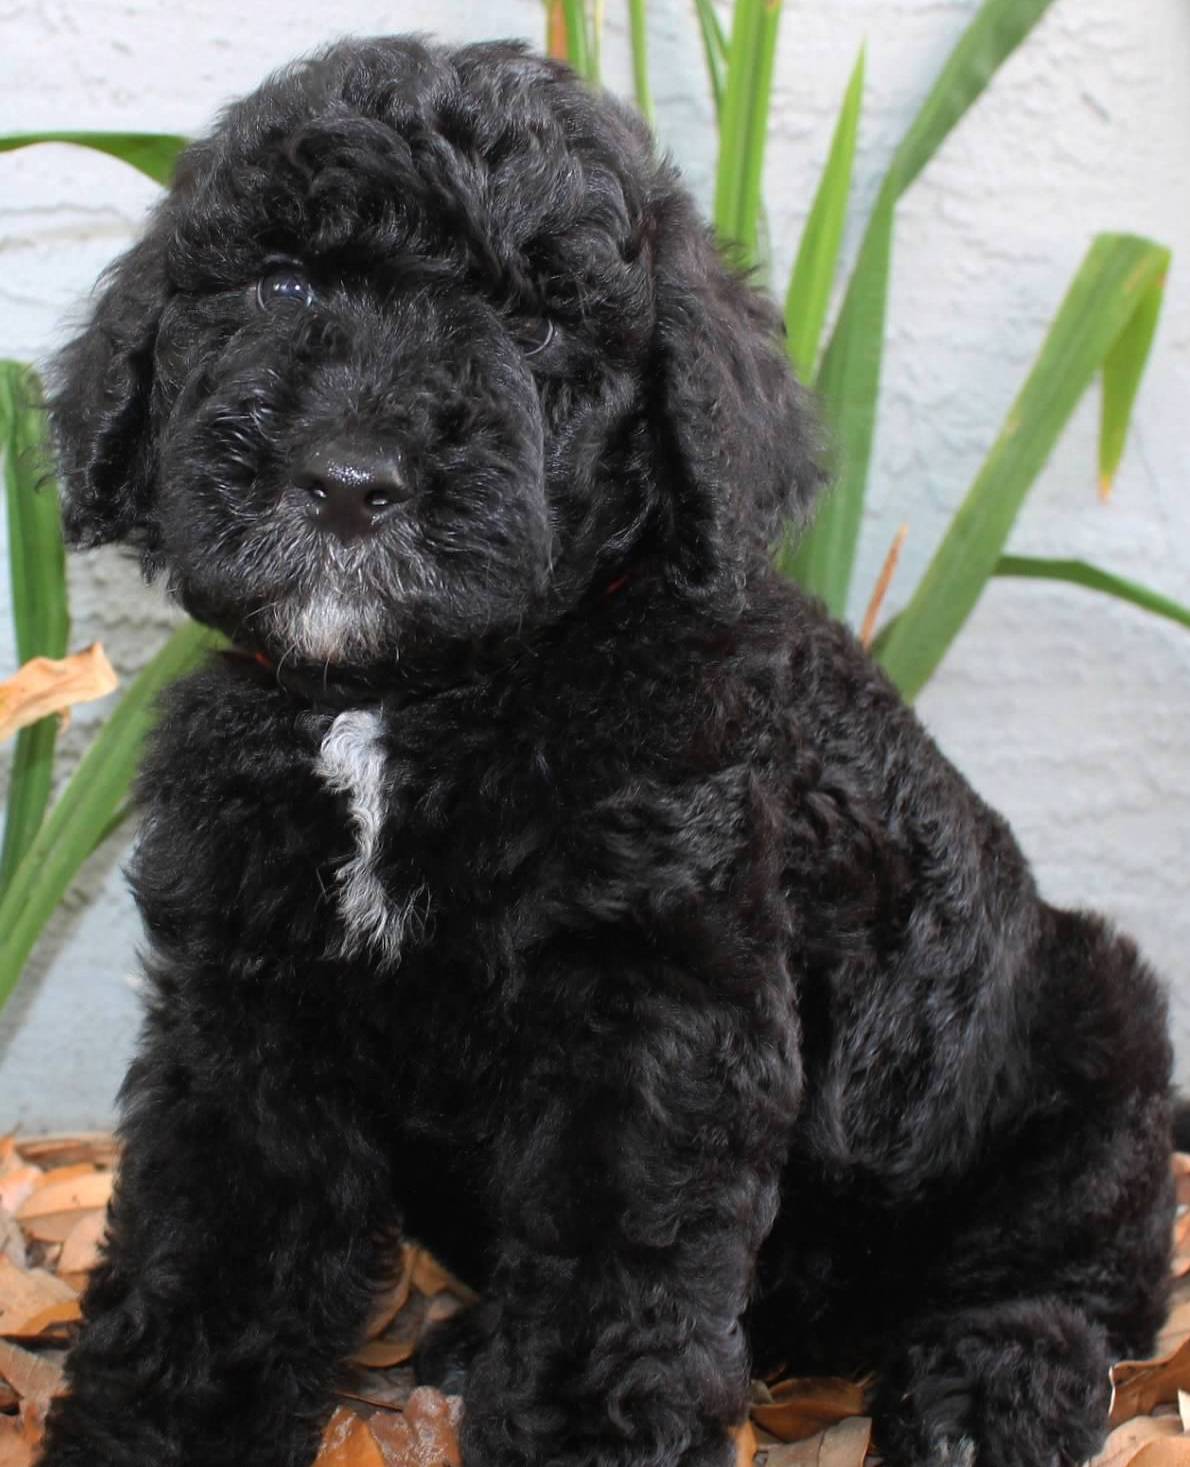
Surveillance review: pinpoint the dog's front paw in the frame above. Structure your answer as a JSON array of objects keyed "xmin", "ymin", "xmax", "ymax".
[
  {"xmin": 873, "ymin": 1302, "xmax": 1110, "ymax": 1467},
  {"xmin": 460, "ymin": 1343, "xmax": 739, "ymax": 1467}
]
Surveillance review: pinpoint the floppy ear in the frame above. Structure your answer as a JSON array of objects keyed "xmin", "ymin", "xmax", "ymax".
[
  {"xmin": 47, "ymin": 229, "xmax": 167, "ymax": 550},
  {"xmin": 648, "ymin": 184, "xmax": 824, "ymax": 596}
]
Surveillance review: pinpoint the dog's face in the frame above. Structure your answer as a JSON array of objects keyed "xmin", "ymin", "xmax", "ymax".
[{"xmin": 51, "ymin": 37, "xmax": 819, "ymax": 671}]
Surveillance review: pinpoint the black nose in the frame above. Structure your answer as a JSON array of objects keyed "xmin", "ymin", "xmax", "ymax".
[{"xmin": 294, "ymin": 443, "xmax": 409, "ymax": 541}]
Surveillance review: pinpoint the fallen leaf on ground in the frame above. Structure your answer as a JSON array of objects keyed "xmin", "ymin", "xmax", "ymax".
[
  {"xmin": 763, "ymin": 1416, "xmax": 872, "ymax": 1467},
  {"xmin": 7, "ymin": 1299, "xmax": 81, "ymax": 1337},
  {"xmin": 409, "ymin": 1251, "xmax": 476, "ymax": 1304},
  {"xmin": 17, "ymin": 1171, "xmax": 113, "ymax": 1246},
  {"xmin": 0, "ymin": 1339, "xmax": 64, "ymax": 1413},
  {"xmin": 1111, "ymin": 1340, "xmax": 1190, "ymax": 1424},
  {"xmin": 56, "ymin": 1210, "xmax": 106, "ymax": 1289},
  {"xmin": 750, "ymin": 1378, "xmax": 869, "ymax": 1442},
  {"xmin": 365, "ymin": 1249, "xmax": 415, "ymax": 1342},
  {"xmin": 0, "ymin": 1171, "xmax": 41, "ymax": 1218},
  {"xmin": 1172, "ymin": 1214, "xmax": 1190, "ymax": 1280},
  {"xmin": 368, "ymin": 1389, "xmax": 462, "ymax": 1467},
  {"xmin": 0, "ymin": 1258, "xmax": 76, "ymax": 1336},
  {"xmin": 1173, "ymin": 1154, "xmax": 1190, "ymax": 1209},
  {"xmin": 1089, "ymin": 1413, "xmax": 1183, "ymax": 1467},
  {"xmin": 352, "ymin": 1336, "xmax": 418, "ymax": 1370},
  {"xmin": 15, "ymin": 1137, "xmax": 117, "ymax": 1170},
  {"xmin": 1130, "ymin": 1440, "xmax": 1190, "ymax": 1467},
  {"xmin": 0, "ymin": 1416, "xmax": 34, "ymax": 1467},
  {"xmin": 0, "ymin": 1214, "xmax": 25, "ymax": 1271},
  {"xmin": 0, "ymin": 645, "xmax": 118, "ymax": 742},
  {"xmin": 318, "ymin": 1405, "xmax": 386, "ymax": 1467},
  {"xmin": 732, "ymin": 1418, "xmax": 758, "ymax": 1467}
]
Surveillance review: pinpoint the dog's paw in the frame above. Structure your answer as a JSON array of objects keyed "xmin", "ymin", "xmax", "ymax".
[{"xmin": 872, "ymin": 1301, "xmax": 1110, "ymax": 1467}]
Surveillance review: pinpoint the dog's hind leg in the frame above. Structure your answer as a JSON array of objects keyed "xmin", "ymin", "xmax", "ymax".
[
  {"xmin": 869, "ymin": 908, "xmax": 1174, "ymax": 1467},
  {"xmin": 37, "ymin": 1001, "xmax": 398, "ymax": 1467}
]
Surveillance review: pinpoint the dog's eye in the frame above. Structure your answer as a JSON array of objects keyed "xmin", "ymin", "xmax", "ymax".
[
  {"xmin": 520, "ymin": 319, "xmax": 555, "ymax": 358},
  {"xmin": 256, "ymin": 269, "xmax": 316, "ymax": 310}
]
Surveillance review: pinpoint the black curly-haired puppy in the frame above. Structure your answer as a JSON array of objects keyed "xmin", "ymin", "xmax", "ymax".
[{"xmin": 37, "ymin": 35, "xmax": 1173, "ymax": 1467}]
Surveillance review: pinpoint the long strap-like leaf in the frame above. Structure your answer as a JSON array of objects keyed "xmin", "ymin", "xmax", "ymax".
[
  {"xmin": 0, "ymin": 132, "xmax": 186, "ymax": 186},
  {"xmin": 628, "ymin": 0, "xmax": 654, "ymax": 126},
  {"xmin": 692, "ymin": 0, "xmax": 729, "ymax": 118},
  {"xmin": 0, "ymin": 621, "xmax": 219, "ymax": 1009},
  {"xmin": 995, "ymin": 555, "xmax": 1190, "ymax": 633},
  {"xmin": 787, "ymin": 0, "xmax": 1058, "ymax": 616},
  {"xmin": 783, "ymin": 45, "xmax": 866, "ymax": 384},
  {"xmin": 544, "ymin": 0, "xmax": 599, "ymax": 82},
  {"xmin": 0, "ymin": 364, "xmax": 68, "ymax": 898},
  {"xmin": 713, "ymin": 0, "xmax": 784, "ymax": 267},
  {"xmin": 872, "ymin": 235, "xmax": 1171, "ymax": 699}
]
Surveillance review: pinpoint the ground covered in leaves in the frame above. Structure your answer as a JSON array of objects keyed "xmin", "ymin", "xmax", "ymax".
[{"xmin": 0, "ymin": 1138, "xmax": 1188, "ymax": 1467}]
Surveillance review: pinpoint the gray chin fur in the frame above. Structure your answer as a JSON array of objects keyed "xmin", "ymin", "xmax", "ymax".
[{"xmin": 270, "ymin": 589, "xmax": 389, "ymax": 665}]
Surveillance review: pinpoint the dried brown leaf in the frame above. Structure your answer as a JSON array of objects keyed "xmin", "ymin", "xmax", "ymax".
[
  {"xmin": 367, "ymin": 1248, "xmax": 415, "ymax": 1340},
  {"xmin": 0, "ymin": 1172, "xmax": 41, "ymax": 1219},
  {"xmin": 750, "ymin": 1378, "xmax": 868, "ymax": 1443},
  {"xmin": 1088, "ymin": 1413, "xmax": 1182, "ymax": 1467},
  {"xmin": 56, "ymin": 1210, "xmax": 106, "ymax": 1283},
  {"xmin": 368, "ymin": 1389, "xmax": 461, "ymax": 1467},
  {"xmin": 1130, "ymin": 1440, "xmax": 1190, "ymax": 1467},
  {"xmin": 409, "ymin": 1251, "xmax": 476, "ymax": 1304},
  {"xmin": 7, "ymin": 1300, "xmax": 80, "ymax": 1338},
  {"xmin": 352, "ymin": 1337, "xmax": 417, "ymax": 1370},
  {"xmin": 0, "ymin": 1214, "xmax": 25, "ymax": 1272},
  {"xmin": 1172, "ymin": 1214, "xmax": 1190, "ymax": 1280},
  {"xmin": 14, "ymin": 1136, "xmax": 117, "ymax": 1170},
  {"xmin": 0, "ymin": 1418, "xmax": 35, "ymax": 1467},
  {"xmin": 0, "ymin": 1339, "xmax": 65, "ymax": 1410},
  {"xmin": 317, "ymin": 1406, "xmax": 386, "ymax": 1467},
  {"xmin": 1158, "ymin": 1302, "xmax": 1190, "ymax": 1357},
  {"xmin": 17, "ymin": 1170, "xmax": 111, "ymax": 1222},
  {"xmin": 763, "ymin": 1416, "xmax": 872, "ymax": 1467},
  {"xmin": 1174, "ymin": 1154, "xmax": 1190, "ymax": 1209},
  {"xmin": 1111, "ymin": 1339, "xmax": 1190, "ymax": 1424},
  {"xmin": 18, "ymin": 1172, "xmax": 113, "ymax": 1245},
  {"xmin": 0, "ymin": 645, "xmax": 118, "ymax": 743},
  {"xmin": 733, "ymin": 1419, "xmax": 758, "ymax": 1467},
  {"xmin": 0, "ymin": 1258, "xmax": 76, "ymax": 1336}
]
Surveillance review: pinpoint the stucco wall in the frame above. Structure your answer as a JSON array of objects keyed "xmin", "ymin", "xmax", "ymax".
[{"xmin": 1, "ymin": 0, "xmax": 1188, "ymax": 1129}]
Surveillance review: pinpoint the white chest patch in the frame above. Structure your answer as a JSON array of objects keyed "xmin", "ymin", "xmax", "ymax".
[{"xmin": 316, "ymin": 708, "xmax": 425, "ymax": 965}]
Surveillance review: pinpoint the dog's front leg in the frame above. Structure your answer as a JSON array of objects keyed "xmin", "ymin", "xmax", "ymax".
[
  {"xmin": 37, "ymin": 1016, "xmax": 395, "ymax": 1467},
  {"xmin": 462, "ymin": 950, "xmax": 799, "ymax": 1467}
]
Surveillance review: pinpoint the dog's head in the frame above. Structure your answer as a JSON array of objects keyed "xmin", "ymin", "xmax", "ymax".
[{"xmin": 50, "ymin": 37, "xmax": 821, "ymax": 670}]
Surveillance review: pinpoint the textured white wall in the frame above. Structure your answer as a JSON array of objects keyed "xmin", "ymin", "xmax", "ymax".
[{"xmin": 1, "ymin": 0, "xmax": 1188, "ymax": 1129}]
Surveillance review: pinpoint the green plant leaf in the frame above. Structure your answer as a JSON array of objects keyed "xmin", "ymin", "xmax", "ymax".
[
  {"xmin": 713, "ymin": 0, "xmax": 784, "ymax": 267},
  {"xmin": 782, "ymin": 186, "xmax": 895, "ymax": 596},
  {"xmin": 549, "ymin": 0, "xmax": 597, "ymax": 81},
  {"xmin": 0, "ymin": 621, "xmax": 220, "ymax": 1011},
  {"xmin": 784, "ymin": 44, "xmax": 866, "ymax": 382},
  {"xmin": 873, "ymin": 234, "xmax": 1171, "ymax": 700},
  {"xmin": 628, "ymin": 0, "xmax": 654, "ymax": 126},
  {"xmin": 692, "ymin": 0, "xmax": 729, "ymax": 118},
  {"xmin": 785, "ymin": 0, "xmax": 1059, "ymax": 616},
  {"xmin": 0, "ymin": 363, "xmax": 69, "ymax": 898},
  {"xmin": 994, "ymin": 554, "xmax": 1190, "ymax": 632},
  {"xmin": 0, "ymin": 131, "xmax": 187, "ymax": 186},
  {"xmin": 1099, "ymin": 262, "xmax": 1167, "ymax": 498}
]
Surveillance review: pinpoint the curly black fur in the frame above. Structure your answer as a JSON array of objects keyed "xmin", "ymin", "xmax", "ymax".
[{"xmin": 37, "ymin": 36, "xmax": 1173, "ymax": 1467}]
